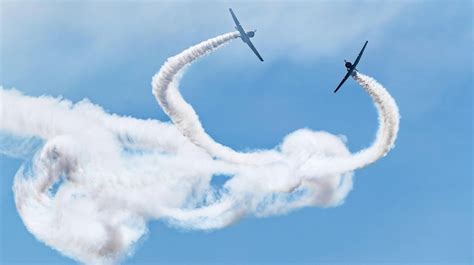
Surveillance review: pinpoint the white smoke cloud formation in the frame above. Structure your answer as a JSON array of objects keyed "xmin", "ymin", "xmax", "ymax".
[{"xmin": 0, "ymin": 32, "xmax": 399, "ymax": 264}]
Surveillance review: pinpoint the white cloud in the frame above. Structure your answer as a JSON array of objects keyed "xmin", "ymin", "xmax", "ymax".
[{"xmin": 0, "ymin": 2, "xmax": 407, "ymax": 91}]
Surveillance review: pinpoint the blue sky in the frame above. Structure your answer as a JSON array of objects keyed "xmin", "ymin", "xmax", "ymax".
[{"xmin": 0, "ymin": 1, "xmax": 472, "ymax": 264}]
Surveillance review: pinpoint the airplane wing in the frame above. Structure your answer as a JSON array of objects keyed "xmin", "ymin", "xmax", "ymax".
[
  {"xmin": 246, "ymin": 40, "xmax": 264, "ymax": 62},
  {"xmin": 229, "ymin": 8, "xmax": 242, "ymax": 28},
  {"xmin": 229, "ymin": 8, "xmax": 248, "ymax": 42},
  {"xmin": 334, "ymin": 70, "xmax": 352, "ymax": 93},
  {"xmin": 352, "ymin": 40, "xmax": 368, "ymax": 69}
]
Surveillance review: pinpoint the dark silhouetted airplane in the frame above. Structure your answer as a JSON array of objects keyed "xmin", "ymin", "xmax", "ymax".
[{"xmin": 334, "ymin": 41, "xmax": 368, "ymax": 93}]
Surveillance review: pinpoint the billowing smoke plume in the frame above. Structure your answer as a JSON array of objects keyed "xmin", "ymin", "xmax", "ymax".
[{"xmin": 0, "ymin": 32, "xmax": 399, "ymax": 265}]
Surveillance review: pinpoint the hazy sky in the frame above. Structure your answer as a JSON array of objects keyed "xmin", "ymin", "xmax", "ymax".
[{"xmin": 0, "ymin": 1, "xmax": 472, "ymax": 264}]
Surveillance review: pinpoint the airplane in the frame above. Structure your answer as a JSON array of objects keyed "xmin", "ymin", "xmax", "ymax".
[
  {"xmin": 229, "ymin": 8, "xmax": 264, "ymax": 62},
  {"xmin": 334, "ymin": 41, "xmax": 368, "ymax": 93}
]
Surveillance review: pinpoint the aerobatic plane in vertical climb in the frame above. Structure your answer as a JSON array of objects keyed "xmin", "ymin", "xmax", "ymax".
[
  {"xmin": 334, "ymin": 41, "xmax": 369, "ymax": 93},
  {"xmin": 229, "ymin": 8, "xmax": 264, "ymax": 62}
]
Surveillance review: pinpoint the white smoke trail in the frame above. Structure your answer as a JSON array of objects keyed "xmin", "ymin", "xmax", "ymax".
[
  {"xmin": 297, "ymin": 72, "xmax": 400, "ymax": 176},
  {"xmin": 0, "ymin": 32, "xmax": 399, "ymax": 265},
  {"xmin": 152, "ymin": 32, "xmax": 399, "ymax": 173},
  {"xmin": 152, "ymin": 32, "xmax": 284, "ymax": 165}
]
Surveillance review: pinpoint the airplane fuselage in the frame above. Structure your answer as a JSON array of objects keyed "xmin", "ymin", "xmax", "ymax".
[
  {"xmin": 236, "ymin": 26, "xmax": 255, "ymax": 43},
  {"xmin": 344, "ymin": 60, "xmax": 358, "ymax": 75},
  {"xmin": 344, "ymin": 60, "xmax": 353, "ymax": 70}
]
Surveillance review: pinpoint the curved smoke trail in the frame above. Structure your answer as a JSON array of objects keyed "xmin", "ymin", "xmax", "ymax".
[
  {"xmin": 0, "ymin": 32, "xmax": 399, "ymax": 265},
  {"xmin": 297, "ymin": 73, "xmax": 400, "ymax": 176},
  {"xmin": 152, "ymin": 32, "xmax": 399, "ymax": 174},
  {"xmin": 152, "ymin": 32, "xmax": 284, "ymax": 165}
]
